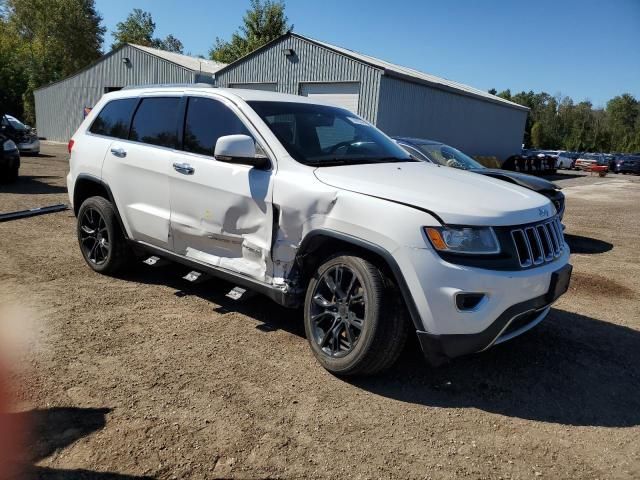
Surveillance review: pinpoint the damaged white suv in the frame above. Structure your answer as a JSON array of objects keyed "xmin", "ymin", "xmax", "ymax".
[{"xmin": 68, "ymin": 85, "xmax": 572, "ymax": 375}]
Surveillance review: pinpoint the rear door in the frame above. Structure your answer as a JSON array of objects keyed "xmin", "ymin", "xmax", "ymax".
[
  {"xmin": 101, "ymin": 95, "xmax": 181, "ymax": 249},
  {"xmin": 168, "ymin": 95, "xmax": 274, "ymax": 281}
]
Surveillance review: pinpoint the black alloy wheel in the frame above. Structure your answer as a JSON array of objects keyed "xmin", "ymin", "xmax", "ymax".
[{"xmin": 309, "ymin": 264, "xmax": 366, "ymax": 358}]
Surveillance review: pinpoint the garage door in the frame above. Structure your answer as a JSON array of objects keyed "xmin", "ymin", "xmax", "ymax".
[
  {"xmin": 299, "ymin": 82, "xmax": 360, "ymax": 113},
  {"xmin": 229, "ymin": 82, "xmax": 278, "ymax": 92}
]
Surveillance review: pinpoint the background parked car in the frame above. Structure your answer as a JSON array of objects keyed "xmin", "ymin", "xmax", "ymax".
[
  {"xmin": 0, "ymin": 114, "xmax": 40, "ymax": 155},
  {"xmin": 394, "ymin": 137, "xmax": 565, "ymax": 219},
  {"xmin": 0, "ymin": 132, "xmax": 20, "ymax": 183},
  {"xmin": 575, "ymin": 153, "xmax": 608, "ymax": 171},
  {"xmin": 513, "ymin": 149, "xmax": 556, "ymax": 174},
  {"xmin": 618, "ymin": 155, "xmax": 640, "ymax": 174},
  {"xmin": 557, "ymin": 151, "xmax": 579, "ymax": 169}
]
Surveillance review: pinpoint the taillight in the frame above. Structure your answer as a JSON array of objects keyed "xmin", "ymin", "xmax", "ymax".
[{"xmin": 68, "ymin": 139, "xmax": 74, "ymax": 154}]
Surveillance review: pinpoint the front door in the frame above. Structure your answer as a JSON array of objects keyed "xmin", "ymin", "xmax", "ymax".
[{"xmin": 169, "ymin": 95, "xmax": 273, "ymax": 281}]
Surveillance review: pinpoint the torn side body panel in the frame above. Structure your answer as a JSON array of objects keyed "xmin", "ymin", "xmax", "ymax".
[{"xmin": 269, "ymin": 169, "xmax": 440, "ymax": 287}]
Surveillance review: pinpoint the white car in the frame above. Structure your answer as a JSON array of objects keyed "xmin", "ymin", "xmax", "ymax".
[
  {"xmin": 67, "ymin": 85, "xmax": 572, "ymax": 375},
  {"xmin": 556, "ymin": 152, "xmax": 577, "ymax": 169}
]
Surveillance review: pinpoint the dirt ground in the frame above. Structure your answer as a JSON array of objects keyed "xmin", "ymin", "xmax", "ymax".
[{"xmin": 1, "ymin": 143, "xmax": 639, "ymax": 479}]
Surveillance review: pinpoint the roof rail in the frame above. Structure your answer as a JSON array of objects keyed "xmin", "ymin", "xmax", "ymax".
[{"xmin": 121, "ymin": 83, "xmax": 216, "ymax": 90}]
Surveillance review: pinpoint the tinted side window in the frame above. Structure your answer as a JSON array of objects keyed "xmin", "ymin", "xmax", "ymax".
[
  {"xmin": 89, "ymin": 98, "xmax": 137, "ymax": 139},
  {"xmin": 183, "ymin": 97, "xmax": 251, "ymax": 156},
  {"xmin": 129, "ymin": 97, "xmax": 180, "ymax": 148}
]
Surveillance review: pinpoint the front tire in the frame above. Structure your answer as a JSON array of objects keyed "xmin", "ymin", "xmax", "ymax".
[
  {"xmin": 304, "ymin": 254, "xmax": 408, "ymax": 376},
  {"xmin": 77, "ymin": 196, "xmax": 131, "ymax": 274}
]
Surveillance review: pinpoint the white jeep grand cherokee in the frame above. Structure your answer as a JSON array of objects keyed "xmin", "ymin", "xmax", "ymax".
[{"xmin": 67, "ymin": 85, "xmax": 572, "ymax": 375}]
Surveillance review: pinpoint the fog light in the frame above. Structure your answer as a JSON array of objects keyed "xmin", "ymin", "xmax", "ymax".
[{"xmin": 455, "ymin": 293, "xmax": 485, "ymax": 311}]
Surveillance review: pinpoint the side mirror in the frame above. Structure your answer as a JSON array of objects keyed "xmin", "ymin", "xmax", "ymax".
[{"xmin": 214, "ymin": 134, "xmax": 270, "ymax": 169}]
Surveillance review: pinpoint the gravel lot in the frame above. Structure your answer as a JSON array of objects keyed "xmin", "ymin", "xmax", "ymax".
[{"xmin": 1, "ymin": 143, "xmax": 639, "ymax": 479}]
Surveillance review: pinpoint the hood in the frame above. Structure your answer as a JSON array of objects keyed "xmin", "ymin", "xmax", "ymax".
[
  {"xmin": 471, "ymin": 168, "xmax": 560, "ymax": 192},
  {"xmin": 314, "ymin": 162, "xmax": 555, "ymax": 227}
]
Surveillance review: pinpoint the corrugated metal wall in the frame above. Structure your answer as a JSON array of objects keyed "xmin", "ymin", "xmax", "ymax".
[
  {"xmin": 376, "ymin": 76, "xmax": 528, "ymax": 161},
  {"xmin": 34, "ymin": 45, "xmax": 200, "ymax": 142},
  {"xmin": 215, "ymin": 36, "xmax": 384, "ymax": 123}
]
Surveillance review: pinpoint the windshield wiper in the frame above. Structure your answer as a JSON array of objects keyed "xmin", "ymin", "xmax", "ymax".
[
  {"xmin": 367, "ymin": 157, "xmax": 416, "ymax": 163},
  {"xmin": 306, "ymin": 157, "xmax": 414, "ymax": 167}
]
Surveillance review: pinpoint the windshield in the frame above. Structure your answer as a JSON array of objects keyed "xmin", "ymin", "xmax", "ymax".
[
  {"xmin": 414, "ymin": 143, "xmax": 484, "ymax": 170},
  {"xmin": 247, "ymin": 101, "xmax": 413, "ymax": 166},
  {"xmin": 2, "ymin": 115, "xmax": 28, "ymax": 131}
]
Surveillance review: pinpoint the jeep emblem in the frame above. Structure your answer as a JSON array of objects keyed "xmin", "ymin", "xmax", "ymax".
[{"xmin": 538, "ymin": 207, "xmax": 548, "ymax": 218}]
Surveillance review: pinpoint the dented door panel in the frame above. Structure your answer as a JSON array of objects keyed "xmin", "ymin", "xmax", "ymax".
[{"xmin": 169, "ymin": 155, "xmax": 273, "ymax": 281}]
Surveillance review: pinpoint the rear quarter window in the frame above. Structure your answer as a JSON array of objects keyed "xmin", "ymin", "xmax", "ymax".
[{"xmin": 89, "ymin": 98, "xmax": 137, "ymax": 139}]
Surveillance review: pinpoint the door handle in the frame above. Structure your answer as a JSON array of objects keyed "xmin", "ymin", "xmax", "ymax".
[
  {"xmin": 110, "ymin": 147, "xmax": 127, "ymax": 158},
  {"xmin": 173, "ymin": 162, "xmax": 195, "ymax": 175}
]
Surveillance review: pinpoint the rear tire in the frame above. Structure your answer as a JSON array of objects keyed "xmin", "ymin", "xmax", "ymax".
[
  {"xmin": 304, "ymin": 254, "xmax": 408, "ymax": 376},
  {"xmin": 77, "ymin": 196, "xmax": 131, "ymax": 275},
  {"xmin": 0, "ymin": 166, "xmax": 18, "ymax": 183}
]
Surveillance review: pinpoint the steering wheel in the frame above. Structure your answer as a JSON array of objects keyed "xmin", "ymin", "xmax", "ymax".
[{"xmin": 327, "ymin": 140, "xmax": 356, "ymax": 154}]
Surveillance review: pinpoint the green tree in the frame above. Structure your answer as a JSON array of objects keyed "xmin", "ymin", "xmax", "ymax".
[
  {"xmin": 209, "ymin": 0, "xmax": 292, "ymax": 63},
  {"xmin": 158, "ymin": 34, "xmax": 183, "ymax": 53},
  {"xmin": 0, "ymin": 13, "xmax": 28, "ymax": 117},
  {"xmin": 531, "ymin": 122, "xmax": 544, "ymax": 148},
  {"xmin": 4, "ymin": 0, "xmax": 105, "ymax": 123},
  {"xmin": 112, "ymin": 9, "xmax": 185, "ymax": 54},
  {"xmin": 111, "ymin": 9, "xmax": 155, "ymax": 49},
  {"xmin": 606, "ymin": 94, "xmax": 638, "ymax": 151}
]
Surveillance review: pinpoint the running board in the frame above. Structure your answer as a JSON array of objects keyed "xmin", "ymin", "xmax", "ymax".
[
  {"xmin": 183, "ymin": 270, "xmax": 209, "ymax": 284},
  {"xmin": 129, "ymin": 240, "xmax": 299, "ymax": 308},
  {"xmin": 0, "ymin": 204, "xmax": 68, "ymax": 223},
  {"xmin": 226, "ymin": 286, "xmax": 256, "ymax": 301}
]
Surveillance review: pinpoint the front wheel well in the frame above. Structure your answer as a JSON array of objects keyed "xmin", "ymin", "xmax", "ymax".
[
  {"xmin": 293, "ymin": 235, "xmax": 395, "ymax": 287},
  {"xmin": 290, "ymin": 232, "xmax": 421, "ymax": 330}
]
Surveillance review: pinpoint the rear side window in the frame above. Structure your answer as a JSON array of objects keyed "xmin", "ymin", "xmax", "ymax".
[
  {"xmin": 129, "ymin": 97, "xmax": 180, "ymax": 148},
  {"xmin": 89, "ymin": 98, "xmax": 137, "ymax": 139},
  {"xmin": 183, "ymin": 97, "xmax": 251, "ymax": 156}
]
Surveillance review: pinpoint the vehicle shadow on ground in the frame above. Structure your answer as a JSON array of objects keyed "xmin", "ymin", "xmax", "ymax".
[
  {"xmin": 565, "ymin": 233, "xmax": 613, "ymax": 254},
  {"xmin": 9, "ymin": 407, "xmax": 153, "ymax": 479},
  {"xmin": 0, "ymin": 175, "xmax": 67, "ymax": 195},
  {"xmin": 350, "ymin": 308, "xmax": 640, "ymax": 427},
  {"xmin": 119, "ymin": 263, "xmax": 305, "ymax": 338},
  {"xmin": 541, "ymin": 172, "xmax": 585, "ymax": 181},
  {"xmin": 118, "ymin": 265, "xmax": 640, "ymax": 427}
]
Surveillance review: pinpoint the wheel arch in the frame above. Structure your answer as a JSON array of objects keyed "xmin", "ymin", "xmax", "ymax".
[
  {"xmin": 292, "ymin": 229, "xmax": 423, "ymax": 330},
  {"xmin": 73, "ymin": 174, "xmax": 128, "ymax": 238}
]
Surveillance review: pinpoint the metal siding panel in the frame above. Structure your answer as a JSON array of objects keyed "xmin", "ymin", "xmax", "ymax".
[
  {"xmin": 215, "ymin": 36, "xmax": 382, "ymax": 123},
  {"xmin": 34, "ymin": 45, "xmax": 195, "ymax": 141},
  {"xmin": 377, "ymin": 76, "xmax": 527, "ymax": 162}
]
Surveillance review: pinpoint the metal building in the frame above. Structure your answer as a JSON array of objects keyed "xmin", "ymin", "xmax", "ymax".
[
  {"xmin": 215, "ymin": 32, "xmax": 528, "ymax": 161},
  {"xmin": 34, "ymin": 44, "xmax": 226, "ymax": 142}
]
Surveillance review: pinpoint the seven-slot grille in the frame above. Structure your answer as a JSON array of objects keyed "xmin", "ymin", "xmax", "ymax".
[{"xmin": 511, "ymin": 217, "xmax": 565, "ymax": 268}]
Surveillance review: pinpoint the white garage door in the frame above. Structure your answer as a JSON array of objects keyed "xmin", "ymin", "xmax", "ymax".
[
  {"xmin": 299, "ymin": 82, "xmax": 360, "ymax": 113},
  {"xmin": 229, "ymin": 82, "xmax": 278, "ymax": 92}
]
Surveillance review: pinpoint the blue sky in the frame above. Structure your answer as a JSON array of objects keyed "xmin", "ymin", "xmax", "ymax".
[{"xmin": 95, "ymin": 0, "xmax": 640, "ymax": 108}]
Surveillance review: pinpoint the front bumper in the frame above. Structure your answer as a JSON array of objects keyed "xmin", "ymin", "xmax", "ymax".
[
  {"xmin": 417, "ymin": 295, "xmax": 553, "ymax": 365},
  {"xmin": 18, "ymin": 138, "xmax": 40, "ymax": 153},
  {"xmin": 393, "ymin": 241, "xmax": 571, "ymax": 364}
]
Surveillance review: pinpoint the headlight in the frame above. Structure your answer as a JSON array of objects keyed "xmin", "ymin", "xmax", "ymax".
[
  {"xmin": 3, "ymin": 140, "xmax": 17, "ymax": 152},
  {"xmin": 425, "ymin": 226, "xmax": 500, "ymax": 255}
]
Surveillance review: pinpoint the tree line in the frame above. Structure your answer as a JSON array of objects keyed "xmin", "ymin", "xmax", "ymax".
[{"xmin": 489, "ymin": 89, "xmax": 640, "ymax": 153}]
